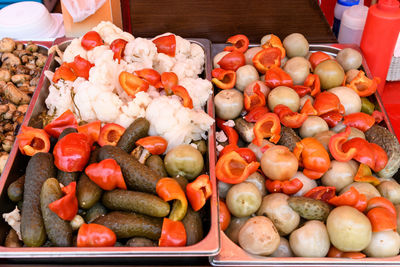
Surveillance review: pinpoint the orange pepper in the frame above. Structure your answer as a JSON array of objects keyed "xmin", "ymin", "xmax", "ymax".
[
  {"xmin": 367, "ymin": 207, "xmax": 397, "ymax": 232},
  {"xmin": 304, "ymin": 74, "xmax": 321, "ymax": 97},
  {"xmin": 186, "ymin": 174, "xmax": 212, "ymax": 211},
  {"xmin": 244, "ymin": 83, "xmax": 266, "ymax": 111},
  {"xmin": 216, "ymin": 151, "xmax": 260, "ymax": 184},
  {"xmin": 244, "ymin": 106, "xmax": 270, "ymax": 122},
  {"xmin": 308, "ymin": 51, "xmax": 331, "ymax": 70},
  {"xmin": 224, "ymin": 34, "xmax": 249, "ymax": 53},
  {"xmin": 273, "ymin": 104, "xmax": 308, "ymax": 128},
  {"xmin": 343, "ymin": 112, "xmax": 375, "ymax": 132},
  {"xmin": 68, "ymin": 55, "xmax": 94, "ymax": 80},
  {"xmin": 304, "ymin": 186, "xmax": 336, "ymax": 202},
  {"xmin": 152, "ymin": 34, "xmax": 176, "ymax": 57},
  {"xmin": 328, "ymin": 126, "xmax": 357, "ymax": 162},
  {"xmin": 261, "ymin": 34, "xmax": 286, "ymax": 58},
  {"xmin": 300, "ymin": 99, "xmax": 318, "ymax": 116},
  {"xmin": 85, "ymin": 159, "xmax": 127, "ymax": 191},
  {"xmin": 342, "ymin": 137, "xmax": 375, "ymax": 170},
  {"xmin": 218, "ymin": 50, "xmax": 246, "ymax": 71},
  {"xmin": 135, "ymin": 68, "xmax": 162, "ymax": 88},
  {"xmin": 252, "ymin": 113, "xmax": 281, "ymax": 145},
  {"xmin": 161, "ymin": 72, "xmax": 179, "ymax": 95},
  {"xmin": 293, "ymin": 138, "xmax": 330, "ymax": 179},
  {"xmin": 135, "ymin": 136, "xmax": 168, "ymax": 155},
  {"xmin": 119, "ymin": 71, "xmax": 149, "ymax": 97},
  {"xmin": 327, "ymin": 246, "xmax": 366, "ymax": 259},
  {"xmin": 110, "ymin": 38, "xmax": 128, "ymax": 63},
  {"xmin": 48, "ymin": 181, "xmax": 78, "ymax": 221},
  {"xmin": 156, "ymin": 177, "xmax": 188, "ymax": 221},
  {"xmin": 367, "ymin": 196, "xmax": 396, "ymax": 215},
  {"xmin": 354, "ymin": 163, "xmax": 380, "ymax": 186},
  {"xmin": 77, "ymin": 120, "xmax": 101, "ymax": 146},
  {"xmin": 159, "ymin": 218, "xmax": 186, "ymax": 247},
  {"xmin": 320, "ymin": 111, "xmax": 343, "ymax": 128},
  {"xmin": 219, "ymin": 199, "xmax": 231, "ymax": 231},
  {"xmin": 264, "ymin": 67, "xmax": 293, "ymax": 88},
  {"xmin": 346, "ymin": 70, "xmax": 380, "ymax": 97},
  {"xmin": 211, "ymin": 68, "xmax": 236, "ymax": 89},
  {"xmin": 52, "ymin": 62, "xmax": 77, "ymax": 83},
  {"xmin": 77, "ymin": 223, "xmax": 116, "ymax": 247},
  {"xmin": 171, "ymin": 85, "xmax": 193, "ymax": 109},
  {"xmin": 98, "ymin": 123, "xmax": 125, "ymax": 147},
  {"xmin": 265, "ymin": 178, "xmax": 303, "ymax": 195},
  {"xmin": 17, "ymin": 126, "xmax": 50, "ymax": 156},
  {"xmin": 313, "ymin": 92, "xmax": 344, "ymax": 116},
  {"xmin": 369, "ymin": 143, "xmax": 388, "ymax": 172},
  {"xmin": 291, "ymin": 85, "xmax": 311, "ymax": 98},
  {"xmin": 328, "ymin": 186, "xmax": 367, "ymax": 212},
  {"xmin": 252, "ymin": 47, "xmax": 281, "ymax": 74}
]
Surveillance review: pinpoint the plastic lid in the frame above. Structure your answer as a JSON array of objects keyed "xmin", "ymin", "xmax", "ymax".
[
  {"xmin": 338, "ymin": 0, "xmax": 360, "ymax": 7},
  {"xmin": 378, "ymin": 0, "xmax": 400, "ymax": 10},
  {"xmin": 341, "ymin": 5, "xmax": 369, "ymax": 30}
]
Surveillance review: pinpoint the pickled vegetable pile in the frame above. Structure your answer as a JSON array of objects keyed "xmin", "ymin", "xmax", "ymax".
[{"xmin": 214, "ymin": 33, "xmax": 400, "ymax": 258}]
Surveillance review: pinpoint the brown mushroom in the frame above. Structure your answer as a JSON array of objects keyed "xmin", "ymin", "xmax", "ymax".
[
  {"xmin": 3, "ymin": 82, "xmax": 30, "ymax": 105},
  {"xmin": 0, "ymin": 38, "xmax": 16, "ymax": 53}
]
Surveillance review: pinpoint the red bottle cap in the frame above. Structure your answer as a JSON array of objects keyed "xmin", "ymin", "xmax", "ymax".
[{"xmin": 378, "ymin": 0, "xmax": 400, "ymax": 11}]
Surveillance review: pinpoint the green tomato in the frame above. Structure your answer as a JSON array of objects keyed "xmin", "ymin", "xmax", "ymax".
[{"xmin": 164, "ymin": 144, "xmax": 204, "ymax": 180}]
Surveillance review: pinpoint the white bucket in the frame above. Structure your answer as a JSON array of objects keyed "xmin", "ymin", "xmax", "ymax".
[{"xmin": 338, "ymin": 5, "xmax": 369, "ymax": 45}]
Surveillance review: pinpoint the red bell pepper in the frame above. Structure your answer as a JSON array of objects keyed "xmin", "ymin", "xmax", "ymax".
[
  {"xmin": 264, "ymin": 67, "xmax": 293, "ymax": 88},
  {"xmin": 44, "ymin": 109, "xmax": 78, "ymax": 138},
  {"xmin": 52, "ymin": 62, "xmax": 77, "ymax": 83},
  {"xmin": 244, "ymin": 106, "xmax": 270, "ymax": 122},
  {"xmin": 265, "ymin": 178, "xmax": 303, "ymax": 195},
  {"xmin": 171, "ymin": 85, "xmax": 193, "ymax": 109},
  {"xmin": 292, "ymin": 85, "xmax": 311, "ymax": 98},
  {"xmin": 367, "ymin": 207, "xmax": 397, "ymax": 232},
  {"xmin": 252, "ymin": 47, "xmax": 281, "ymax": 74},
  {"xmin": 308, "ymin": 51, "xmax": 331, "ymax": 70},
  {"xmin": 186, "ymin": 174, "xmax": 212, "ymax": 211},
  {"xmin": 153, "ymin": 34, "xmax": 176, "ymax": 57},
  {"xmin": 217, "ymin": 51, "xmax": 246, "ymax": 71},
  {"xmin": 68, "ymin": 55, "xmax": 94, "ymax": 80},
  {"xmin": 293, "ymin": 138, "xmax": 330, "ymax": 179},
  {"xmin": 135, "ymin": 136, "xmax": 168, "ymax": 155},
  {"xmin": 367, "ymin": 197, "xmax": 396, "ymax": 214},
  {"xmin": 85, "ymin": 158, "xmax": 127, "ymax": 190},
  {"xmin": 327, "ymin": 246, "xmax": 366, "ymax": 259},
  {"xmin": 17, "ymin": 126, "xmax": 50, "ymax": 156},
  {"xmin": 304, "ymin": 74, "xmax": 321, "ymax": 97},
  {"xmin": 252, "ymin": 113, "xmax": 281, "ymax": 145},
  {"xmin": 81, "ymin": 31, "xmax": 103, "ymax": 50},
  {"xmin": 304, "ymin": 186, "xmax": 336, "ymax": 202},
  {"xmin": 110, "ymin": 38, "xmax": 128, "ymax": 63},
  {"xmin": 372, "ymin": 110, "xmax": 384, "ymax": 124},
  {"xmin": 161, "ymin": 72, "xmax": 179, "ymax": 95},
  {"xmin": 342, "ymin": 137, "xmax": 375, "ymax": 170},
  {"xmin": 261, "ymin": 34, "xmax": 286, "ymax": 58},
  {"xmin": 219, "ymin": 199, "xmax": 231, "ymax": 231},
  {"xmin": 119, "ymin": 71, "xmax": 149, "ymax": 97},
  {"xmin": 244, "ymin": 83, "xmax": 266, "ymax": 111},
  {"xmin": 216, "ymin": 151, "xmax": 260, "ymax": 184},
  {"xmin": 343, "ymin": 112, "xmax": 375, "ymax": 132},
  {"xmin": 159, "ymin": 218, "xmax": 186, "ymax": 247},
  {"xmin": 313, "ymin": 92, "xmax": 344, "ymax": 116},
  {"xmin": 224, "ymin": 34, "xmax": 249, "ymax": 53},
  {"xmin": 77, "ymin": 223, "xmax": 116, "ymax": 247},
  {"xmin": 369, "ymin": 143, "xmax": 388, "ymax": 172},
  {"xmin": 236, "ymin": 147, "xmax": 257, "ymax": 163},
  {"xmin": 77, "ymin": 120, "xmax": 101, "ymax": 146},
  {"xmin": 135, "ymin": 68, "xmax": 162, "ymax": 88},
  {"xmin": 211, "ymin": 68, "xmax": 236, "ymax": 89},
  {"xmin": 320, "ymin": 111, "xmax": 343, "ymax": 128},
  {"xmin": 273, "ymin": 104, "xmax": 307, "ymax": 128},
  {"xmin": 354, "ymin": 163, "xmax": 380, "ymax": 186},
  {"xmin": 300, "ymin": 99, "xmax": 318, "ymax": 116},
  {"xmin": 329, "ymin": 126, "xmax": 357, "ymax": 162},
  {"xmin": 48, "ymin": 181, "xmax": 78, "ymax": 221},
  {"xmin": 219, "ymin": 143, "xmax": 239, "ymax": 159},
  {"xmin": 216, "ymin": 118, "xmax": 239, "ymax": 145},
  {"xmin": 98, "ymin": 123, "xmax": 125, "ymax": 147},
  {"xmin": 156, "ymin": 178, "xmax": 188, "ymax": 221},
  {"xmin": 53, "ymin": 132, "xmax": 91, "ymax": 172},
  {"xmin": 328, "ymin": 186, "xmax": 367, "ymax": 212},
  {"xmin": 346, "ymin": 70, "xmax": 380, "ymax": 97}
]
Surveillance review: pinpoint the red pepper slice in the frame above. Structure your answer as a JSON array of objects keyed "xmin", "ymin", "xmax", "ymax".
[
  {"xmin": 159, "ymin": 218, "xmax": 186, "ymax": 247},
  {"xmin": 328, "ymin": 246, "xmax": 366, "ymax": 259},
  {"xmin": 171, "ymin": 85, "xmax": 193, "ymax": 109},
  {"xmin": 252, "ymin": 113, "xmax": 281, "ymax": 146},
  {"xmin": 261, "ymin": 34, "xmax": 286, "ymax": 58},
  {"xmin": 186, "ymin": 174, "xmax": 212, "ymax": 211},
  {"xmin": 219, "ymin": 143, "xmax": 239, "ymax": 159},
  {"xmin": 367, "ymin": 196, "xmax": 396, "ymax": 215},
  {"xmin": 265, "ymin": 179, "xmax": 282, "ymax": 193},
  {"xmin": 44, "ymin": 109, "xmax": 78, "ymax": 138},
  {"xmin": 369, "ymin": 143, "xmax": 388, "ymax": 172},
  {"xmin": 153, "ymin": 34, "xmax": 176, "ymax": 57},
  {"xmin": 236, "ymin": 147, "xmax": 257, "ymax": 163},
  {"xmin": 98, "ymin": 123, "xmax": 125, "ymax": 147},
  {"xmin": 52, "ymin": 62, "xmax": 77, "ymax": 83},
  {"xmin": 367, "ymin": 207, "xmax": 397, "ymax": 232},
  {"xmin": 244, "ymin": 106, "xmax": 270, "ymax": 122},
  {"xmin": 156, "ymin": 178, "xmax": 188, "ymax": 221},
  {"xmin": 17, "ymin": 126, "xmax": 50, "ymax": 156},
  {"xmin": 353, "ymin": 193, "xmax": 368, "ymax": 212},
  {"xmin": 292, "ymin": 85, "xmax": 311, "ymax": 98},
  {"xmin": 273, "ymin": 104, "xmax": 307, "ymax": 128},
  {"xmin": 252, "ymin": 47, "xmax": 281, "ymax": 74},
  {"xmin": 308, "ymin": 51, "xmax": 331, "ymax": 70},
  {"xmin": 265, "ymin": 178, "xmax": 303, "ymax": 195},
  {"xmin": 342, "ymin": 137, "xmax": 375, "ymax": 169},
  {"xmin": 354, "ymin": 163, "xmax": 380, "ymax": 186},
  {"xmin": 346, "ymin": 70, "xmax": 380, "ymax": 97},
  {"xmin": 53, "ymin": 132, "xmax": 91, "ymax": 172},
  {"xmin": 77, "ymin": 223, "xmax": 116, "ymax": 247},
  {"xmin": 211, "ymin": 68, "xmax": 236, "ymax": 89},
  {"xmin": 343, "ymin": 112, "xmax": 375, "ymax": 132},
  {"xmin": 219, "ymin": 199, "xmax": 231, "ymax": 231},
  {"xmin": 68, "ymin": 55, "xmax": 94, "ymax": 80},
  {"xmin": 244, "ymin": 83, "xmax": 266, "ymax": 111},
  {"xmin": 320, "ymin": 111, "xmax": 343, "ymax": 128},
  {"xmin": 300, "ymin": 99, "xmax": 318, "ymax": 116},
  {"xmin": 224, "ymin": 34, "xmax": 249, "ymax": 53},
  {"xmin": 372, "ymin": 110, "xmax": 384, "ymax": 124},
  {"xmin": 217, "ymin": 51, "xmax": 246, "ymax": 71},
  {"xmin": 264, "ymin": 67, "xmax": 293, "ymax": 88},
  {"xmin": 329, "ymin": 126, "xmax": 357, "ymax": 162},
  {"xmin": 48, "ymin": 181, "xmax": 78, "ymax": 221},
  {"xmin": 135, "ymin": 68, "xmax": 162, "ymax": 87},
  {"xmin": 135, "ymin": 136, "xmax": 168, "ymax": 155},
  {"xmin": 217, "ymin": 118, "xmax": 239, "ymax": 145},
  {"xmin": 85, "ymin": 158, "xmax": 127, "ymax": 190},
  {"xmin": 304, "ymin": 74, "xmax": 321, "ymax": 97},
  {"xmin": 161, "ymin": 72, "xmax": 179, "ymax": 95},
  {"xmin": 216, "ymin": 151, "xmax": 260, "ymax": 184},
  {"xmin": 81, "ymin": 31, "xmax": 103, "ymax": 50},
  {"xmin": 77, "ymin": 120, "xmax": 101, "ymax": 146},
  {"xmin": 119, "ymin": 71, "xmax": 149, "ymax": 97},
  {"xmin": 110, "ymin": 38, "xmax": 128, "ymax": 63},
  {"xmin": 304, "ymin": 186, "xmax": 336, "ymax": 202},
  {"xmin": 328, "ymin": 186, "xmax": 367, "ymax": 212},
  {"xmin": 313, "ymin": 92, "xmax": 344, "ymax": 116}
]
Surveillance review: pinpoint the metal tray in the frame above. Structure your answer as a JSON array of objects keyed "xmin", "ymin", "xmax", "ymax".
[
  {"xmin": 210, "ymin": 43, "xmax": 400, "ymax": 266},
  {"xmin": 0, "ymin": 37, "xmax": 220, "ymax": 259}
]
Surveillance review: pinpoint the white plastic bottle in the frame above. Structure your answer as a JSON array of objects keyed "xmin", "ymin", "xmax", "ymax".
[
  {"xmin": 338, "ymin": 5, "xmax": 369, "ymax": 45},
  {"xmin": 333, "ymin": 0, "xmax": 361, "ymax": 37}
]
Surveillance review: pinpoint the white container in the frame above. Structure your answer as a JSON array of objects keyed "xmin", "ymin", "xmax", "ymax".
[
  {"xmin": 338, "ymin": 5, "xmax": 369, "ymax": 45},
  {"xmin": 333, "ymin": 0, "xmax": 360, "ymax": 37}
]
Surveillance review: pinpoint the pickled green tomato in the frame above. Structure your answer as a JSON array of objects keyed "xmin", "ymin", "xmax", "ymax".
[{"xmin": 164, "ymin": 144, "xmax": 204, "ymax": 180}]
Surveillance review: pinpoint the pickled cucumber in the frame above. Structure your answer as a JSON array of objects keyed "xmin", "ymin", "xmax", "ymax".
[
  {"xmin": 288, "ymin": 196, "xmax": 331, "ymax": 221},
  {"xmin": 77, "ymin": 174, "xmax": 102, "ymax": 209},
  {"xmin": 85, "ymin": 202, "xmax": 107, "ymax": 223},
  {"xmin": 4, "ymin": 229, "xmax": 22, "ymax": 248},
  {"xmin": 182, "ymin": 207, "xmax": 203, "ymax": 246},
  {"xmin": 145, "ymin": 155, "xmax": 168, "ymax": 177},
  {"xmin": 21, "ymin": 152, "xmax": 56, "ymax": 247},
  {"xmin": 117, "ymin": 118, "xmax": 149, "ymax": 153},
  {"xmin": 7, "ymin": 175, "xmax": 24, "ymax": 202},
  {"xmin": 58, "ymin": 127, "xmax": 77, "ymax": 140},
  {"xmin": 40, "ymin": 178, "xmax": 73, "ymax": 246},
  {"xmin": 94, "ymin": 211, "xmax": 162, "ymax": 240},
  {"xmin": 126, "ymin": 237, "xmax": 157, "ymax": 247}
]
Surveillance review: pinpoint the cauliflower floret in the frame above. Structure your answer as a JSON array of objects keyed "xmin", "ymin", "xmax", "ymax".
[
  {"xmin": 114, "ymin": 113, "xmax": 134, "ymax": 128},
  {"xmin": 88, "ymin": 50, "xmax": 120, "ymax": 90},
  {"xmin": 45, "ymin": 80, "xmax": 74, "ymax": 117},
  {"xmin": 72, "ymin": 80, "xmax": 98, "ymax": 122},
  {"xmin": 62, "ymin": 38, "xmax": 88, "ymax": 63},
  {"xmin": 153, "ymin": 53, "xmax": 176, "ymax": 74},
  {"xmin": 92, "ymin": 91, "xmax": 123, "ymax": 123},
  {"xmin": 119, "ymin": 91, "xmax": 152, "ymax": 124},
  {"xmin": 189, "ymin": 43, "xmax": 205, "ymax": 74},
  {"xmin": 3, "ymin": 206, "xmax": 21, "ymax": 240},
  {"xmin": 87, "ymin": 45, "xmax": 112, "ymax": 64},
  {"xmin": 92, "ymin": 21, "xmax": 134, "ymax": 45},
  {"xmin": 179, "ymin": 77, "xmax": 212, "ymax": 110},
  {"xmin": 124, "ymin": 38, "xmax": 157, "ymax": 68}
]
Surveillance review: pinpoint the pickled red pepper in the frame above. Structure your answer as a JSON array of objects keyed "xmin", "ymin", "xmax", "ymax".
[
  {"xmin": 216, "ymin": 151, "xmax": 260, "ymax": 184},
  {"xmin": 17, "ymin": 126, "xmax": 50, "ymax": 156},
  {"xmin": 48, "ymin": 182, "xmax": 78, "ymax": 221},
  {"xmin": 44, "ymin": 109, "xmax": 78, "ymax": 138},
  {"xmin": 156, "ymin": 178, "xmax": 188, "ymax": 221},
  {"xmin": 212, "ymin": 68, "xmax": 236, "ymax": 89},
  {"xmin": 224, "ymin": 34, "xmax": 249, "ymax": 53},
  {"xmin": 85, "ymin": 159, "xmax": 127, "ymax": 190},
  {"xmin": 186, "ymin": 174, "xmax": 212, "ymax": 211}
]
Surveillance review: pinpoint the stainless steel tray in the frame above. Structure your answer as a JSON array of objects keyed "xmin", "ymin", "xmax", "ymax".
[
  {"xmin": 210, "ymin": 43, "xmax": 400, "ymax": 266},
  {"xmin": 0, "ymin": 37, "xmax": 220, "ymax": 258}
]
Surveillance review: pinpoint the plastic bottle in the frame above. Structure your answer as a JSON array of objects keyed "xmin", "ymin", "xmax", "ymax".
[
  {"xmin": 333, "ymin": 0, "xmax": 361, "ymax": 37},
  {"xmin": 338, "ymin": 5, "xmax": 369, "ymax": 45},
  {"xmin": 360, "ymin": 0, "xmax": 400, "ymax": 94}
]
